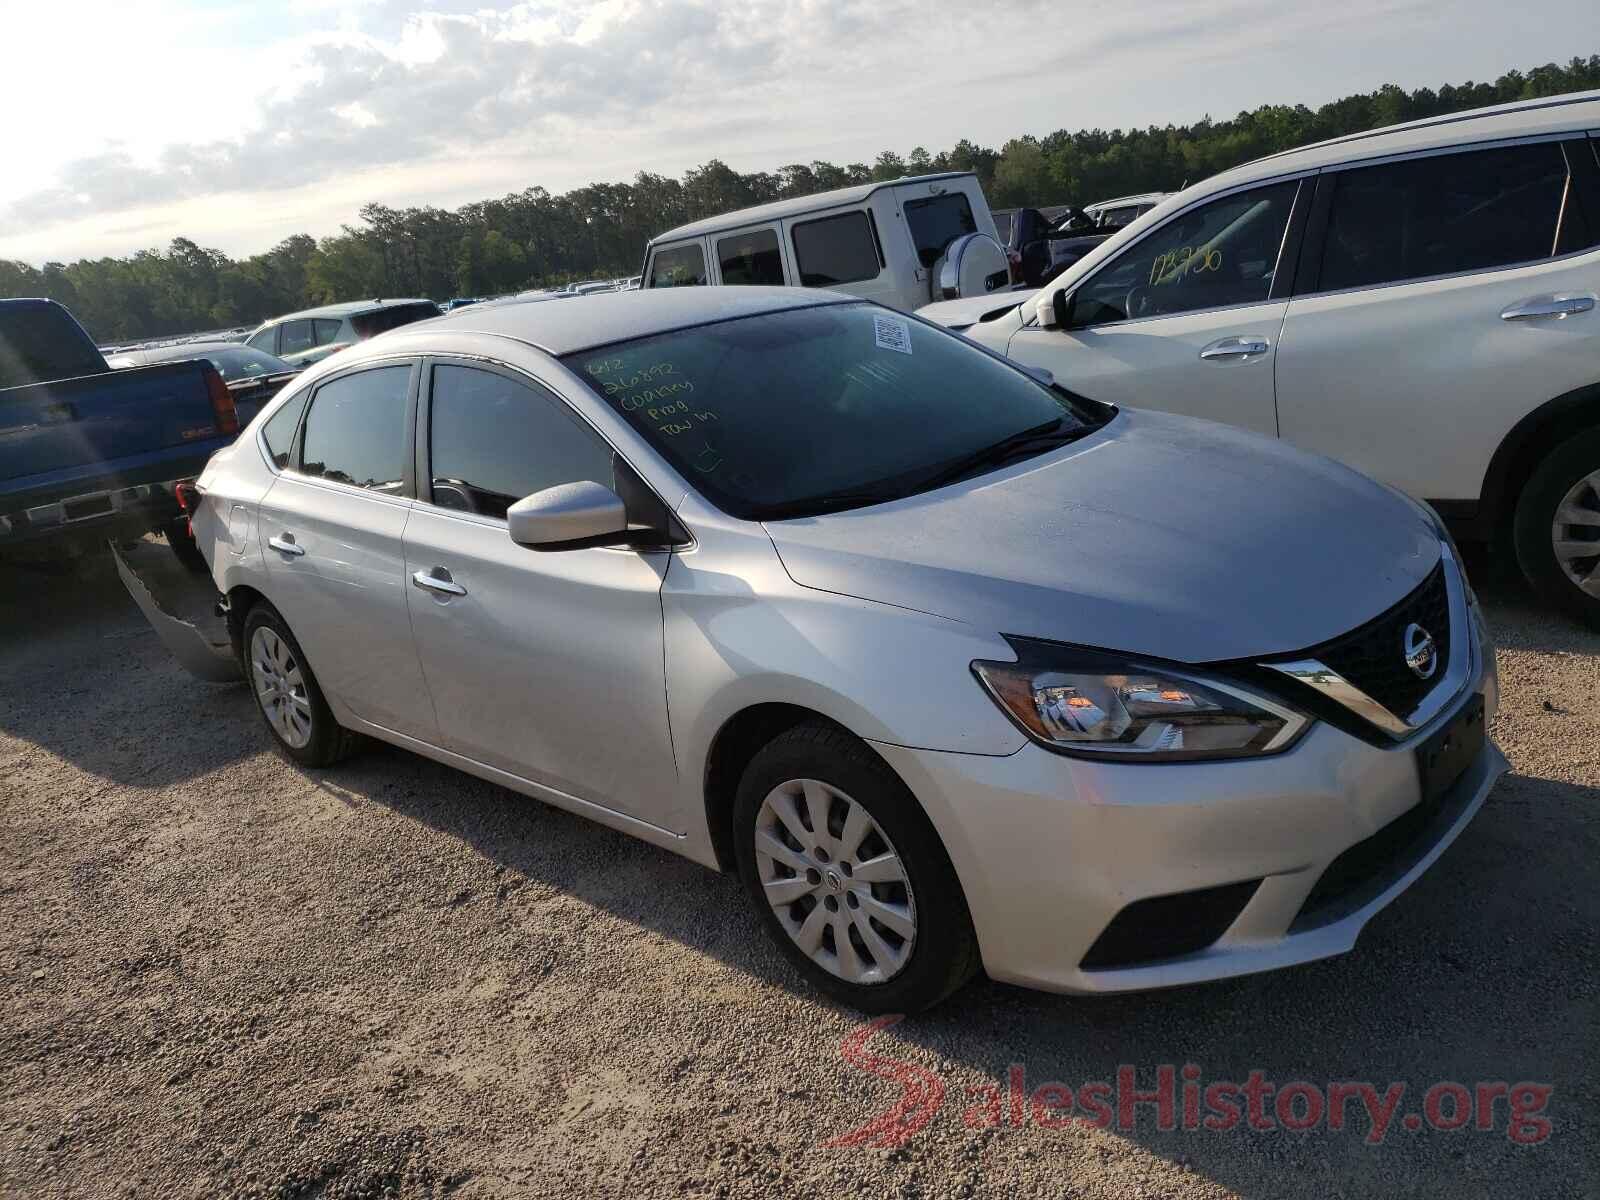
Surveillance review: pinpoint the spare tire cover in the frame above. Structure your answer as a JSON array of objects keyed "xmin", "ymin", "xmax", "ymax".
[{"xmin": 933, "ymin": 233, "xmax": 1010, "ymax": 301}]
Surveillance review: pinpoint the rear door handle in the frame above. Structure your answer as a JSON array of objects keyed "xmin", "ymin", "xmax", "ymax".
[
  {"xmin": 1199, "ymin": 335, "xmax": 1271, "ymax": 361},
  {"xmin": 1500, "ymin": 294, "xmax": 1595, "ymax": 320},
  {"xmin": 411, "ymin": 568, "xmax": 466, "ymax": 597},
  {"xmin": 267, "ymin": 534, "xmax": 304, "ymax": 556}
]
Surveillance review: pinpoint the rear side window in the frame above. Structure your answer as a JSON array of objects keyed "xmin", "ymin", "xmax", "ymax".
[
  {"xmin": 1317, "ymin": 142, "xmax": 1576, "ymax": 291},
  {"xmin": 350, "ymin": 304, "xmax": 439, "ymax": 339},
  {"xmin": 299, "ymin": 365, "xmax": 410, "ymax": 493},
  {"xmin": 717, "ymin": 228, "xmax": 785, "ymax": 285},
  {"xmin": 278, "ymin": 320, "xmax": 316, "ymax": 356},
  {"xmin": 312, "ymin": 318, "xmax": 344, "ymax": 345},
  {"xmin": 904, "ymin": 194, "xmax": 978, "ymax": 267},
  {"xmin": 648, "ymin": 244, "xmax": 706, "ymax": 288},
  {"xmin": 792, "ymin": 212, "xmax": 880, "ymax": 286},
  {"xmin": 260, "ymin": 390, "xmax": 309, "ymax": 469},
  {"xmin": 427, "ymin": 365, "xmax": 613, "ymax": 519}
]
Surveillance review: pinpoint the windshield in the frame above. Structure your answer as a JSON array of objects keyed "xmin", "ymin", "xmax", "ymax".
[{"xmin": 562, "ymin": 302, "xmax": 1101, "ymax": 520}]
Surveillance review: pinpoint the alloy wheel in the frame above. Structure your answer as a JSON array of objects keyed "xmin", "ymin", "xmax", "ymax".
[
  {"xmin": 1552, "ymin": 468, "xmax": 1600, "ymax": 598},
  {"xmin": 753, "ymin": 778, "xmax": 917, "ymax": 985},
  {"xmin": 249, "ymin": 626, "xmax": 314, "ymax": 749}
]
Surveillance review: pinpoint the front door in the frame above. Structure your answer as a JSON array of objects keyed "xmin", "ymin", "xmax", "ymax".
[
  {"xmin": 402, "ymin": 360, "xmax": 677, "ymax": 826},
  {"xmin": 1008, "ymin": 179, "xmax": 1303, "ymax": 437}
]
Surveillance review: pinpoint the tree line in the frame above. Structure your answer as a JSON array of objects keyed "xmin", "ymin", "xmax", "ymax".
[{"xmin": 4, "ymin": 56, "xmax": 1597, "ymax": 343}]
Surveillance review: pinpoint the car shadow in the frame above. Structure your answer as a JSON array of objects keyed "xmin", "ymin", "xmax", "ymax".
[
  {"xmin": 0, "ymin": 549, "xmax": 258, "ymax": 789},
  {"xmin": 1459, "ymin": 544, "xmax": 1600, "ymax": 656}
]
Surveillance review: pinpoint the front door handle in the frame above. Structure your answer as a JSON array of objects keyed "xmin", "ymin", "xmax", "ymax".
[
  {"xmin": 1500, "ymin": 294, "xmax": 1595, "ymax": 320},
  {"xmin": 411, "ymin": 568, "xmax": 466, "ymax": 597},
  {"xmin": 267, "ymin": 534, "xmax": 304, "ymax": 556},
  {"xmin": 1199, "ymin": 335, "xmax": 1271, "ymax": 361}
]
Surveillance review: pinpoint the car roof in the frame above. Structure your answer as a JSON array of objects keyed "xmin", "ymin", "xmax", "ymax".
[
  {"xmin": 1085, "ymin": 193, "xmax": 1169, "ymax": 210},
  {"xmin": 649, "ymin": 172, "xmax": 977, "ymax": 245},
  {"xmin": 258, "ymin": 298, "xmax": 436, "ymax": 325},
  {"xmin": 1206, "ymin": 89, "xmax": 1600, "ymax": 189},
  {"xmin": 394, "ymin": 286, "xmax": 856, "ymax": 356}
]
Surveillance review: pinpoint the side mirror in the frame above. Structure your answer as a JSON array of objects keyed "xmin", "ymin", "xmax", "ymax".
[
  {"xmin": 507, "ymin": 480, "xmax": 628, "ymax": 550},
  {"xmin": 1035, "ymin": 288, "xmax": 1072, "ymax": 329}
]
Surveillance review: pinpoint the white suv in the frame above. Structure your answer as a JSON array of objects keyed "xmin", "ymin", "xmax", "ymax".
[{"xmin": 921, "ymin": 92, "xmax": 1600, "ymax": 625}]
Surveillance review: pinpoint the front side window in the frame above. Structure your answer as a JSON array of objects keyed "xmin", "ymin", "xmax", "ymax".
[
  {"xmin": 298, "ymin": 365, "xmax": 410, "ymax": 493},
  {"xmin": 1317, "ymin": 142, "xmax": 1576, "ymax": 291},
  {"xmin": 427, "ymin": 365, "xmax": 614, "ymax": 519},
  {"xmin": 563, "ymin": 302, "xmax": 1100, "ymax": 521},
  {"xmin": 278, "ymin": 320, "xmax": 316, "ymax": 356},
  {"xmin": 1070, "ymin": 181, "xmax": 1298, "ymax": 327},
  {"xmin": 903, "ymin": 194, "xmax": 977, "ymax": 268},
  {"xmin": 647, "ymin": 243, "xmax": 707, "ymax": 288},
  {"xmin": 716, "ymin": 228, "xmax": 785, "ymax": 286},
  {"xmin": 792, "ymin": 212, "xmax": 880, "ymax": 286},
  {"xmin": 260, "ymin": 389, "xmax": 309, "ymax": 469}
]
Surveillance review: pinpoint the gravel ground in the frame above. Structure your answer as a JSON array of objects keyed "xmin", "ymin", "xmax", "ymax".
[{"xmin": 1, "ymin": 546, "xmax": 1595, "ymax": 1199}]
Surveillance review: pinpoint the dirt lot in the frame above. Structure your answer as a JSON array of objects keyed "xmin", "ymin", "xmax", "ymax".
[{"xmin": 1, "ymin": 546, "xmax": 1595, "ymax": 1199}]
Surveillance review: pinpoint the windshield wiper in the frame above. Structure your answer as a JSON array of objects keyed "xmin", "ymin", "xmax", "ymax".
[{"xmin": 912, "ymin": 418, "xmax": 1088, "ymax": 492}]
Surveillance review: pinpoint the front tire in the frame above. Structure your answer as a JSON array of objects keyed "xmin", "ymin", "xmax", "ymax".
[
  {"xmin": 733, "ymin": 722, "xmax": 979, "ymax": 1013},
  {"xmin": 1513, "ymin": 428, "xmax": 1600, "ymax": 627},
  {"xmin": 241, "ymin": 601, "xmax": 360, "ymax": 767}
]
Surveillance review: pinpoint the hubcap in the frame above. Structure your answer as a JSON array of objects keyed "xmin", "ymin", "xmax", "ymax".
[
  {"xmin": 249, "ymin": 626, "xmax": 313, "ymax": 749},
  {"xmin": 1552, "ymin": 468, "xmax": 1600, "ymax": 598},
  {"xmin": 753, "ymin": 778, "xmax": 916, "ymax": 985}
]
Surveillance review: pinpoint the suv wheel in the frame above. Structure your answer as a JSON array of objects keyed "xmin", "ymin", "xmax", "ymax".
[
  {"xmin": 1514, "ymin": 428, "xmax": 1600, "ymax": 628},
  {"xmin": 241, "ymin": 601, "xmax": 360, "ymax": 767},
  {"xmin": 733, "ymin": 722, "xmax": 979, "ymax": 1013}
]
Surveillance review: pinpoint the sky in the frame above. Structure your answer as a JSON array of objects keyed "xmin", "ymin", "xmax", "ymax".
[{"xmin": 2, "ymin": 0, "xmax": 1596, "ymax": 265}]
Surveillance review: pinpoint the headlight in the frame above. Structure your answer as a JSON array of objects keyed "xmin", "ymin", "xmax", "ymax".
[{"xmin": 971, "ymin": 639, "xmax": 1311, "ymax": 762}]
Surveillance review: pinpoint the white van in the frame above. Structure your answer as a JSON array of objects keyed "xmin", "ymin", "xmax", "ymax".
[{"xmin": 641, "ymin": 172, "xmax": 1009, "ymax": 313}]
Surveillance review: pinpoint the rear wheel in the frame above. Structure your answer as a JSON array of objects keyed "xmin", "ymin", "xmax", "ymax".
[
  {"xmin": 164, "ymin": 516, "xmax": 208, "ymax": 574},
  {"xmin": 241, "ymin": 601, "xmax": 360, "ymax": 767},
  {"xmin": 733, "ymin": 722, "xmax": 979, "ymax": 1013},
  {"xmin": 1513, "ymin": 428, "xmax": 1600, "ymax": 627}
]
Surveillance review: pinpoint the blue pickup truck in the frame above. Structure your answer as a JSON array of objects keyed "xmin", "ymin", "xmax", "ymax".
[{"xmin": 1, "ymin": 298, "xmax": 255, "ymax": 568}]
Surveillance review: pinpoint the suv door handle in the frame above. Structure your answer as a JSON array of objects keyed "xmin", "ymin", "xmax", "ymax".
[
  {"xmin": 1199, "ymin": 335, "xmax": 1271, "ymax": 361},
  {"xmin": 411, "ymin": 568, "xmax": 466, "ymax": 597},
  {"xmin": 1500, "ymin": 294, "xmax": 1595, "ymax": 320},
  {"xmin": 267, "ymin": 534, "xmax": 304, "ymax": 556}
]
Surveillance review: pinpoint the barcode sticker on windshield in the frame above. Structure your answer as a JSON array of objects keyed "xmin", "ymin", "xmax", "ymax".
[{"xmin": 873, "ymin": 314, "xmax": 913, "ymax": 355}]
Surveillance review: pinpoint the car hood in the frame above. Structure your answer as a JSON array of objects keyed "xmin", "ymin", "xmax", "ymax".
[
  {"xmin": 762, "ymin": 408, "xmax": 1440, "ymax": 664},
  {"xmin": 916, "ymin": 292, "xmax": 1030, "ymax": 330}
]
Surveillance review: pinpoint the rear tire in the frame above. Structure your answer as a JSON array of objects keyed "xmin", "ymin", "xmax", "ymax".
[
  {"xmin": 733, "ymin": 721, "xmax": 979, "ymax": 1013},
  {"xmin": 164, "ymin": 517, "xmax": 208, "ymax": 574},
  {"xmin": 240, "ymin": 601, "xmax": 361, "ymax": 767},
  {"xmin": 1513, "ymin": 428, "xmax": 1600, "ymax": 628}
]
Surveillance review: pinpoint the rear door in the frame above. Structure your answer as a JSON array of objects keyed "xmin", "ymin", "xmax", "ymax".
[
  {"xmin": 1275, "ymin": 137, "xmax": 1600, "ymax": 502},
  {"xmin": 402, "ymin": 359, "xmax": 677, "ymax": 824},
  {"xmin": 257, "ymin": 358, "xmax": 438, "ymax": 739},
  {"xmin": 1007, "ymin": 178, "xmax": 1304, "ymax": 435}
]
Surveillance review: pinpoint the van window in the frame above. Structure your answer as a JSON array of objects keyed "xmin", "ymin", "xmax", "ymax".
[
  {"xmin": 717, "ymin": 228, "xmax": 785, "ymax": 286},
  {"xmin": 1317, "ymin": 142, "xmax": 1577, "ymax": 291},
  {"xmin": 648, "ymin": 244, "xmax": 707, "ymax": 288},
  {"xmin": 904, "ymin": 194, "xmax": 977, "ymax": 268},
  {"xmin": 792, "ymin": 212, "xmax": 880, "ymax": 286}
]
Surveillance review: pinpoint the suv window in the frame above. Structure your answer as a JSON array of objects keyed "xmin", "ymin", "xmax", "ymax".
[
  {"xmin": 299, "ymin": 365, "xmax": 410, "ymax": 493},
  {"xmin": 278, "ymin": 320, "xmax": 317, "ymax": 356},
  {"xmin": 427, "ymin": 365, "xmax": 614, "ymax": 519},
  {"xmin": 1317, "ymin": 142, "xmax": 1576, "ymax": 291},
  {"xmin": 717, "ymin": 228, "xmax": 785, "ymax": 286},
  {"xmin": 904, "ymin": 194, "xmax": 978, "ymax": 268},
  {"xmin": 312, "ymin": 318, "xmax": 345, "ymax": 345},
  {"xmin": 260, "ymin": 390, "xmax": 309, "ymax": 469},
  {"xmin": 792, "ymin": 212, "xmax": 879, "ymax": 286},
  {"xmin": 648, "ymin": 243, "xmax": 707, "ymax": 288},
  {"xmin": 1070, "ymin": 181, "xmax": 1298, "ymax": 326}
]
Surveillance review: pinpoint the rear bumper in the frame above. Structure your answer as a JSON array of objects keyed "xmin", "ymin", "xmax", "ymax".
[{"xmin": 110, "ymin": 539, "xmax": 241, "ymax": 682}]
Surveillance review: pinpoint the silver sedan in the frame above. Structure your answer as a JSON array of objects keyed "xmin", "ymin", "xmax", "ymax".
[{"xmin": 131, "ymin": 287, "xmax": 1505, "ymax": 1012}]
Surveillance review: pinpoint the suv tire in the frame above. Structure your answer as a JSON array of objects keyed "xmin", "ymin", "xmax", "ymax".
[{"xmin": 1513, "ymin": 427, "xmax": 1600, "ymax": 627}]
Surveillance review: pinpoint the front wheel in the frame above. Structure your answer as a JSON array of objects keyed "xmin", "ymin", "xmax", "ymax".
[
  {"xmin": 733, "ymin": 722, "xmax": 979, "ymax": 1013},
  {"xmin": 241, "ymin": 601, "xmax": 360, "ymax": 767},
  {"xmin": 1513, "ymin": 428, "xmax": 1600, "ymax": 627}
]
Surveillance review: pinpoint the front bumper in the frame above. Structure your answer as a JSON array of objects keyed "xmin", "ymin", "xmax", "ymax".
[{"xmin": 872, "ymin": 658, "xmax": 1504, "ymax": 995}]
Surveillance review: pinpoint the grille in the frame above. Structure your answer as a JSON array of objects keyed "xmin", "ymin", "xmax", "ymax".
[{"xmin": 1306, "ymin": 562, "xmax": 1450, "ymax": 722}]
